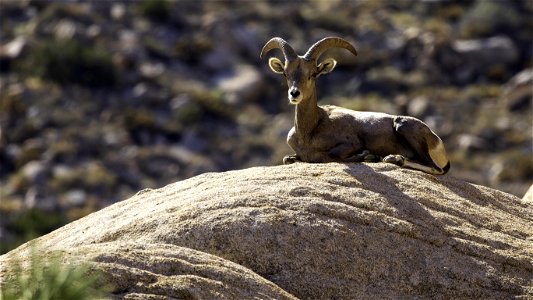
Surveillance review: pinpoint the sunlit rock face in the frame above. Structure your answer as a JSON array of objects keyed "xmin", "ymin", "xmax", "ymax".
[{"xmin": 2, "ymin": 163, "xmax": 532, "ymax": 299}]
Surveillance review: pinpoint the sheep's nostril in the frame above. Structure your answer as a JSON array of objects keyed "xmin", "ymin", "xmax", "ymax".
[{"xmin": 290, "ymin": 90, "xmax": 300, "ymax": 98}]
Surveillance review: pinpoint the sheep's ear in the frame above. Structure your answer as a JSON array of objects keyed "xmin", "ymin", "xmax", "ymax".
[
  {"xmin": 316, "ymin": 58, "xmax": 337, "ymax": 77},
  {"xmin": 268, "ymin": 57, "xmax": 285, "ymax": 74}
]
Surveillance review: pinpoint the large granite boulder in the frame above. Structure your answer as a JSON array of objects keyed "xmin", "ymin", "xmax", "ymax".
[{"xmin": 1, "ymin": 163, "xmax": 532, "ymax": 299}]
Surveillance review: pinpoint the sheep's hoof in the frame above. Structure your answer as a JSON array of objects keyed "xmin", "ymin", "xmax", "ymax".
[
  {"xmin": 383, "ymin": 154, "xmax": 405, "ymax": 166},
  {"xmin": 345, "ymin": 150, "xmax": 371, "ymax": 162},
  {"xmin": 283, "ymin": 155, "xmax": 299, "ymax": 165}
]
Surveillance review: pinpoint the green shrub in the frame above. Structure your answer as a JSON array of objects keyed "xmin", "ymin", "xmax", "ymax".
[
  {"xmin": 18, "ymin": 39, "xmax": 115, "ymax": 88},
  {"xmin": 137, "ymin": 0, "xmax": 171, "ymax": 21},
  {"xmin": 460, "ymin": 0, "xmax": 520, "ymax": 38},
  {"xmin": 0, "ymin": 248, "xmax": 108, "ymax": 299},
  {"xmin": 2, "ymin": 209, "xmax": 67, "ymax": 254}
]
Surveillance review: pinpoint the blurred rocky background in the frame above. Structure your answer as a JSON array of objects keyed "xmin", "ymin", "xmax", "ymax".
[{"xmin": 0, "ymin": 0, "xmax": 531, "ymax": 254}]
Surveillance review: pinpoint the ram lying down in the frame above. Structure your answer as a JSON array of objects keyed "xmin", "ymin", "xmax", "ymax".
[{"xmin": 261, "ymin": 37, "xmax": 450, "ymax": 175}]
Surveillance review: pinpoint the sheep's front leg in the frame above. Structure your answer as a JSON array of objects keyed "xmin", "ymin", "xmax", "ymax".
[{"xmin": 283, "ymin": 154, "xmax": 301, "ymax": 165}]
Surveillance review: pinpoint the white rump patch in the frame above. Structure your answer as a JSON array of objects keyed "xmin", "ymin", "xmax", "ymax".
[{"xmin": 429, "ymin": 139, "xmax": 448, "ymax": 169}]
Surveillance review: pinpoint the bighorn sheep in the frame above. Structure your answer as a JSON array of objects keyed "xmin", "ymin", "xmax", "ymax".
[{"xmin": 261, "ymin": 37, "xmax": 450, "ymax": 175}]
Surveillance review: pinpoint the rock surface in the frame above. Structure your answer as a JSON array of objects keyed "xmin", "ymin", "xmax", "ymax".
[{"xmin": 1, "ymin": 163, "xmax": 532, "ymax": 299}]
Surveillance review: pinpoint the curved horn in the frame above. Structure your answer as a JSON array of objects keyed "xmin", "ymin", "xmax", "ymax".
[
  {"xmin": 303, "ymin": 37, "xmax": 357, "ymax": 61},
  {"xmin": 260, "ymin": 37, "xmax": 298, "ymax": 61}
]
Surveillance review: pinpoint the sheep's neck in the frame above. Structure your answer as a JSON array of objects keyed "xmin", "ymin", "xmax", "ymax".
[{"xmin": 295, "ymin": 88, "xmax": 320, "ymax": 139}]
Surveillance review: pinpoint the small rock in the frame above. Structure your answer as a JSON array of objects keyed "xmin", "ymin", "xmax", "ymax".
[
  {"xmin": 216, "ymin": 64, "xmax": 265, "ymax": 104},
  {"xmin": 451, "ymin": 36, "xmax": 519, "ymax": 81},
  {"xmin": 457, "ymin": 134, "xmax": 487, "ymax": 152},
  {"xmin": 52, "ymin": 164, "xmax": 75, "ymax": 179},
  {"xmin": 63, "ymin": 189, "xmax": 87, "ymax": 207},
  {"xmin": 502, "ymin": 68, "xmax": 533, "ymax": 112},
  {"xmin": 54, "ymin": 19, "xmax": 77, "ymax": 40},
  {"xmin": 86, "ymin": 24, "xmax": 101, "ymax": 39},
  {"xmin": 132, "ymin": 82, "xmax": 149, "ymax": 98},
  {"xmin": 488, "ymin": 161, "xmax": 506, "ymax": 183},
  {"xmin": 406, "ymin": 96, "xmax": 432, "ymax": 118},
  {"xmin": 110, "ymin": 3, "xmax": 126, "ymax": 20},
  {"xmin": 21, "ymin": 160, "xmax": 46, "ymax": 184},
  {"xmin": 453, "ymin": 36, "xmax": 518, "ymax": 63},
  {"xmin": 139, "ymin": 61, "xmax": 165, "ymax": 78},
  {"xmin": 24, "ymin": 187, "xmax": 55, "ymax": 211},
  {"xmin": 0, "ymin": 36, "xmax": 28, "ymax": 59},
  {"xmin": 103, "ymin": 127, "xmax": 129, "ymax": 146},
  {"xmin": 7, "ymin": 83, "xmax": 26, "ymax": 99}
]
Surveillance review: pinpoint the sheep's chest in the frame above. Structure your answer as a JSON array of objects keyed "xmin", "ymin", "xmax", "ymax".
[
  {"xmin": 286, "ymin": 127, "xmax": 300, "ymax": 152},
  {"xmin": 287, "ymin": 128, "xmax": 316, "ymax": 159}
]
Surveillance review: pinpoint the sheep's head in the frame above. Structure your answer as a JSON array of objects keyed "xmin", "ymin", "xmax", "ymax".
[{"xmin": 261, "ymin": 37, "xmax": 357, "ymax": 104}]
